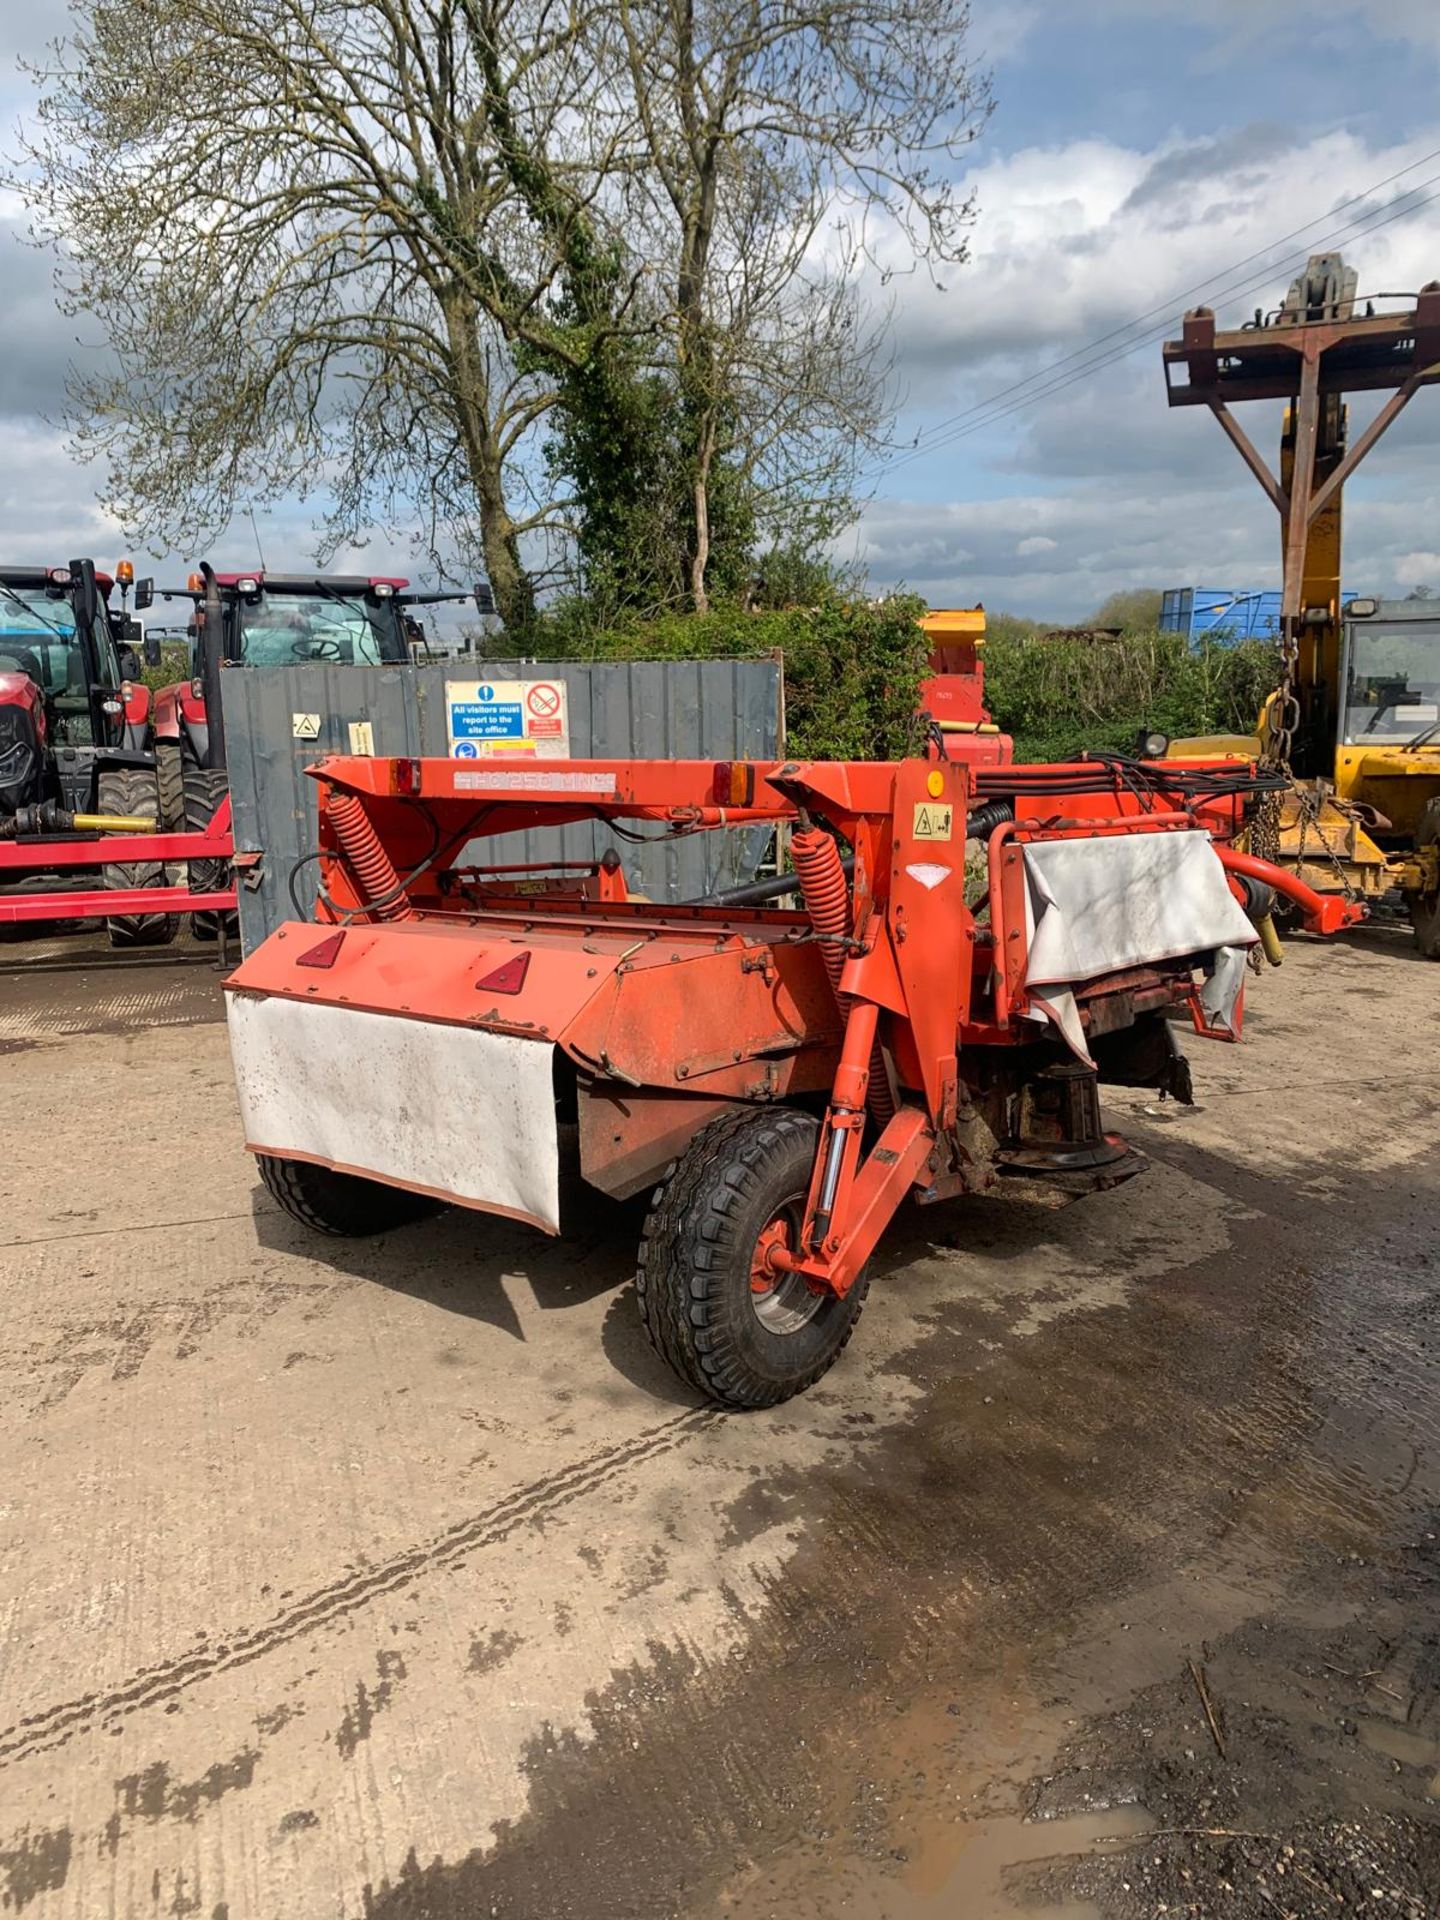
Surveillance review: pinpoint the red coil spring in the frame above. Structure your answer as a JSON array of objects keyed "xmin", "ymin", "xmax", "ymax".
[
  {"xmin": 328, "ymin": 793, "xmax": 414, "ymax": 922},
  {"xmin": 789, "ymin": 825, "xmax": 895, "ymax": 1126},
  {"xmin": 790, "ymin": 826, "xmax": 849, "ymax": 994}
]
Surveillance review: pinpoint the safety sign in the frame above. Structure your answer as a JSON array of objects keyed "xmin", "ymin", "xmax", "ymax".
[
  {"xmin": 445, "ymin": 678, "xmax": 571, "ymax": 759},
  {"xmin": 911, "ymin": 801, "xmax": 954, "ymax": 841}
]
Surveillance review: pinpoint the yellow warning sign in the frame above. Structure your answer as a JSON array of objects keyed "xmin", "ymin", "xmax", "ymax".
[{"xmin": 912, "ymin": 801, "xmax": 954, "ymax": 841}]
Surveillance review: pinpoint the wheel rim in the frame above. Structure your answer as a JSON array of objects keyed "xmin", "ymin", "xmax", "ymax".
[{"xmin": 749, "ymin": 1201, "xmax": 825, "ymax": 1335}]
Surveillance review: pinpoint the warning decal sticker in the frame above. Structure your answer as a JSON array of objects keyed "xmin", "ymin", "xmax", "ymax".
[{"xmin": 911, "ymin": 801, "xmax": 954, "ymax": 841}]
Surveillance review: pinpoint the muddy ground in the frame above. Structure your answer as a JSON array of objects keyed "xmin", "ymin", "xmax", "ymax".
[{"xmin": 0, "ymin": 921, "xmax": 1437, "ymax": 1919}]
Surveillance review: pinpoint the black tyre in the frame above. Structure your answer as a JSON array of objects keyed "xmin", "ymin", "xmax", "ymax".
[
  {"xmin": 1411, "ymin": 801, "xmax": 1440, "ymax": 961},
  {"xmin": 97, "ymin": 767, "xmax": 177, "ymax": 948},
  {"xmin": 258, "ymin": 1153, "xmax": 446, "ymax": 1237},
  {"xmin": 636, "ymin": 1107, "xmax": 869, "ymax": 1409},
  {"xmin": 182, "ymin": 765, "xmax": 238, "ymax": 941},
  {"xmin": 154, "ymin": 740, "xmax": 185, "ymax": 830}
]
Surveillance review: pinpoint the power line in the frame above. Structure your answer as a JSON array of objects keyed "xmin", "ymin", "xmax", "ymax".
[
  {"xmin": 873, "ymin": 169, "xmax": 1440, "ymax": 479},
  {"xmin": 887, "ymin": 179, "xmax": 1440, "ymax": 469},
  {"xmin": 878, "ymin": 143, "xmax": 1440, "ymax": 467},
  {"xmin": 899, "ymin": 141, "xmax": 1440, "ymax": 452}
]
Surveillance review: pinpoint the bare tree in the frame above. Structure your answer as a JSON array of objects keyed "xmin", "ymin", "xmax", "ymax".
[
  {"xmin": 18, "ymin": 0, "xmax": 644, "ymax": 624},
  {"xmin": 612, "ymin": 0, "xmax": 992, "ymax": 608},
  {"xmin": 19, "ymin": 0, "xmax": 988, "ymax": 619}
]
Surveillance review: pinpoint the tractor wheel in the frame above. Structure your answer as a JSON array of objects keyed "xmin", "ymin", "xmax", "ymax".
[
  {"xmin": 97, "ymin": 767, "xmax": 177, "ymax": 948},
  {"xmin": 182, "ymin": 766, "xmax": 238, "ymax": 942},
  {"xmin": 636, "ymin": 1107, "xmax": 869, "ymax": 1409},
  {"xmin": 258, "ymin": 1153, "xmax": 447, "ymax": 1237},
  {"xmin": 1411, "ymin": 800, "xmax": 1440, "ymax": 960},
  {"xmin": 154, "ymin": 740, "xmax": 185, "ymax": 830}
]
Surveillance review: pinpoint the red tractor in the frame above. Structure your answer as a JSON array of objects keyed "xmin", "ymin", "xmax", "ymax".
[
  {"xmin": 0, "ymin": 559, "xmax": 182, "ymax": 945},
  {"xmin": 143, "ymin": 565, "xmax": 478, "ymax": 936}
]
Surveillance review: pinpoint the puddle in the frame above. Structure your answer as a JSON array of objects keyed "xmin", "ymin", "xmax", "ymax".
[
  {"xmin": 1357, "ymin": 1717, "xmax": 1440, "ymax": 1783},
  {"xmin": 914, "ymin": 1804, "xmax": 1155, "ymax": 1917},
  {"xmin": 801, "ymin": 1805, "xmax": 1157, "ymax": 1919}
]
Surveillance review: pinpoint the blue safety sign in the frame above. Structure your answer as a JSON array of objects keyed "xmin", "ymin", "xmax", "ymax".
[
  {"xmin": 445, "ymin": 677, "xmax": 570, "ymax": 759},
  {"xmin": 449, "ymin": 690, "xmax": 526, "ymax": 742}
]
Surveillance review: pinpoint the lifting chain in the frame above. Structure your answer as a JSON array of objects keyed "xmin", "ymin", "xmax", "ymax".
[
  {"xmin": 1248, "ymin": 621, "xmax": 1296, "ymax": 868},
  {"xmin": 1261, "ymin": 621, "xmax": 1302, "ymax": 770},
  {"xmin": 1254, "ymin": 618, "xmax": 1356, "ymax": 902}
]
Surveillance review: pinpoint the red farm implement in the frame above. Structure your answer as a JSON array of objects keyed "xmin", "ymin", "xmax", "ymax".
[
  {"xmin": 0, "ymin": 558, "xmax": 237, "ymax": 946},
  {"xmin": 225, "ymin": 745, "xmax": 1359, "ymax": 1408}
]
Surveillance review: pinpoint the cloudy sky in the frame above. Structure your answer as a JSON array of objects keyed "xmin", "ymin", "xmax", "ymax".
[{"xmin": 4, "ymin": 0, "xmax": 1440, "ymax": 619}]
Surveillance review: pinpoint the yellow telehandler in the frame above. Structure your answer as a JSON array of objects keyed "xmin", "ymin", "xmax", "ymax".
[{"xmin": 1160, "ymin": 252, "xmax": 1440, "ymax": 953}]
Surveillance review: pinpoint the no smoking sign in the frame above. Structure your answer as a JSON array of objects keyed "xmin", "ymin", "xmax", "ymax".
[{"xmin": 524, "ymin": 680, "xmax": 566, "ymax": 739}]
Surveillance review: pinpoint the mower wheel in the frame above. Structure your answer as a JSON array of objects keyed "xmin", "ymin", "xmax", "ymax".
[
  {"xmin": 258, "ymin": 1153, "xmax": 446, "ymax": 1237},
  {"xmin": 636, "ymin": 1106, "xmax": 868, "ymax": 1409},
  {"xmin": 183, "ymin": 766, "xmax": 238, "ymax": 942},
  {"xmin": 98, "ymin": 767, "xmax": 178, "ymax": 948},
  {"xmin": 1411, "ymin": 801, "xmax": 1440, "ymax": 961}
]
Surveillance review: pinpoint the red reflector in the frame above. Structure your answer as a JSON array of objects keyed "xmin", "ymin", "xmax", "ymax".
[
  {"xmin": 296, "ymin": 931, "xmax": 346, "ymax": 969},
  {"xmin": 711, "ymin": 761, "xmax": 755, "ymax": 806},
  {"xmin": 475, "ymin": 950, "xmax": 530, "ymax": 994},
  {"xmin": 391, "ymin": 756, "xmax": 422, "ymax": 796}
]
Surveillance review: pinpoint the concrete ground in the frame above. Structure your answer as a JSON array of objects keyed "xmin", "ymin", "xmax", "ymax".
[{"xmin": 1, "ymin": 922, "xmax": 1437, "ymax": 1920}]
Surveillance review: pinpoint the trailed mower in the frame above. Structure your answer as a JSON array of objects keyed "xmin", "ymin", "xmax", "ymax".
[{"xmin": 226, "ymin": 748, "xmax": 1360, "ymax": 1408}]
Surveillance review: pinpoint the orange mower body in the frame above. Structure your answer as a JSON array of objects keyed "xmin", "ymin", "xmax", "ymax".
[{"xmin": 226, "ymin": 750, "xmax": 1361, "ymax": 1407}]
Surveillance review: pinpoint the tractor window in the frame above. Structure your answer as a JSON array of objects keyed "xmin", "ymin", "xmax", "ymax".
[
  {"xmin": 1342, "ymin": 623, "xmax": 1440, "ymax": 743},
  {"xmin": 235, "ymin": 591, "xmax": 406, "ymax": 666},
  {"xmin": 0, "ymin": 590, "xmax": 88, "ymax": 702}
]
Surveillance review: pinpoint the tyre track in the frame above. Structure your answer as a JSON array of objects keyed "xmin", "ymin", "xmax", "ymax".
[{"xmin": 0, "ymin": 1406, "xmax": 714, "ymax": 1770}]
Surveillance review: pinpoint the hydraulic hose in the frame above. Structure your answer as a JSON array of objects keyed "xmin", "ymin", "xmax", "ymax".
[
  {"xmin": 965, "ymin": 799, "xmax": 1014, "ymax": 842},
  {"xmin": 689, "ymin": 857, "xmax": 854, "ymax": 909},
  {"xmin": 328, "ymin": 792, "xmax": 414, "ymax": 922}
]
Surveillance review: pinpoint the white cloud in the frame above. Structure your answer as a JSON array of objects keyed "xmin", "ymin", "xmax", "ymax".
[
  {"xmin": 965, "ymin": 1, "xmax": 1041, "ymax": 65},
  {"xmin": 852, "ymin": 473, "xmax": 1440, "ymax": 618},
  {"xmin": 0, "ymin": 420, "xmax": 126, "ymax": 561},
  {"xmin": 857, "ymin": 120, "xmax": 1440, "ymax": 615},
  {"xmin": 885, "ymin": 125, "xmax": 1440, "ymax": 401}
]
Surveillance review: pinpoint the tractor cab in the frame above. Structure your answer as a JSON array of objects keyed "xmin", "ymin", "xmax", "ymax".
[
  {"xmin": 1334, "ymin": 597, "xmax": 1440, "ymax": 843},
  {"xmin": 208, "ymin": 572, "xmax": 413, "ymax": 668},
  {"xmin": 146, "ymin": 569, "xmax": 473, "ymax": 772},
  {"xmin": 0, "ymin": 565, "xmax": 125, "ymax": 746},
  {"xmin": 0, "ymin": 563, "xmax": 153, "ymax": 821}
]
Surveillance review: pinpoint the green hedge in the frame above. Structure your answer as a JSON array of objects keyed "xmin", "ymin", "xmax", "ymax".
[
  {"xmin": 982, "ymin": 628, "xmax": 1275, "ymax": 763},
  {"xmin": 532, "ymin": 598, "xmax": 933, "ymax": 762},
  {"xmin": 139, "ymin": 641, "xmax": 191, "ymax": 693},
  {"xmin": 532, "ymin": 601, "xmax": 1277, "ymax": 766}
]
